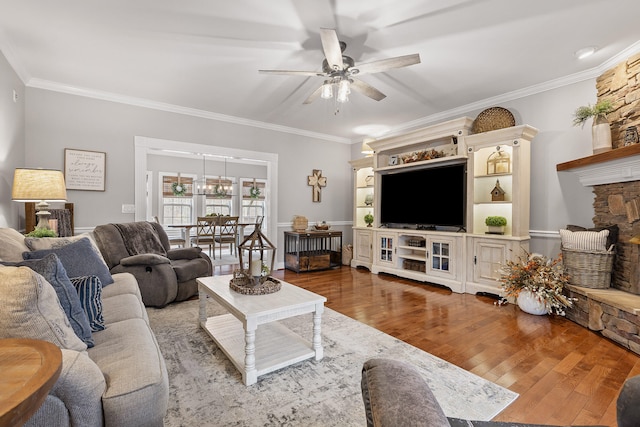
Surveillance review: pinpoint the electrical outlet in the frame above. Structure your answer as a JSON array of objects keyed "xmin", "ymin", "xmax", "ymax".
[
  {"xmin": 12, "ymin": 89, "xmax": 18, "ymax": 103},
  {"xmin": 121, "ymin": 204, "xmax": 135, "ymax": 214}
]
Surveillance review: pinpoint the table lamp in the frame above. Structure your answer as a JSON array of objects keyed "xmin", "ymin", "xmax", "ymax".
[{"xmin": 12, "ymin": 168, "xmax": 68, "ymax": 229}]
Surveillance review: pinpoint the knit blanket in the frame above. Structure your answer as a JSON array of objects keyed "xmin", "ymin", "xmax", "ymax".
[{"xmin": 113, "ymin": 222, "xmax": 167, "ymax": 257}]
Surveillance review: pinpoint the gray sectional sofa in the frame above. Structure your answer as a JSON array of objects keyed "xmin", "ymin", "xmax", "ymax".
[{"xmin": 0, "ymin": 228, "xmax": 169, "ymax": 426}]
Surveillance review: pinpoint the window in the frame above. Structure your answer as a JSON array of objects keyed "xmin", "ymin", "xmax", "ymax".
[
  {"xmin": 203, "ymin": 177, "xmax": 233, "ymax": 216},
  {"xmin": 240, "ymin": 178, "xmax": 267, "ymax": 234},
  {"xmin": 161, "ymin": 174, "xmax": 194, "ymax": 225}
]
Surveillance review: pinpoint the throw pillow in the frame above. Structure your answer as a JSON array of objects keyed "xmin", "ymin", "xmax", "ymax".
[
  {"xmin": 23, "ymin": 237, "xmax": 114, "ymax": 286},
  {"xmin": 0, "ymin": 228, "xmax": 30, "ymax": 262},
  {"xmin": 1, "ymin": 253, "xmax": 94, "ymax": 347},
  {"xmin": 69, "ymin": 275, "xmax": 105, "ymax": 332},
  {"xmin": 0, "ymin": 265, "xmax": 87, "ymax": 352},
  {"xmin": 559, "ymin": 228, "xmax": 609, "ymax": 252},
  {"xmin": 24, "ymin": 232, "xmax": 108, "ymax": 267},
  {"xmin": 566, "ymin": 224, "xmax": 618, "ymax": 249}
]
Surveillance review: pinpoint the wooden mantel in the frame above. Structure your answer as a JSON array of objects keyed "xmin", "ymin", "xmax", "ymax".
[{"xmin": 556, "ymin": 144, "xmax": 640, "ymax": 186}]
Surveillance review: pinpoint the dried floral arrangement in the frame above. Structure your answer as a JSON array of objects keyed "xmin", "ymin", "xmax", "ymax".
[
  {"xmin": 401, "ymin": 149, "xmax": 446, "ymax": 164},
  {"xmin": 496, "ymin": 250, "xmax": 575, "ymax": 316}
]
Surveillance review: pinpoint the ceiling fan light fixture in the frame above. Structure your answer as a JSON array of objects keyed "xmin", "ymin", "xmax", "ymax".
[
  {"xmin": 337, "ymin": 79, "xmax": 351, "ymax": 103},
  {"xmin": 321, "ymin": 81, "xmax": 333, "ymax": 99}
]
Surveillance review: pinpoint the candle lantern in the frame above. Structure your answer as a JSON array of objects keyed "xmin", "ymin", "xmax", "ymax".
[
  {"xmin": 486, "ymin": 146, "xmax": 511, "ymax": 175},
  {"xmin": 238, "ymin": 228, "xmax": 277, "ymax": 280}
]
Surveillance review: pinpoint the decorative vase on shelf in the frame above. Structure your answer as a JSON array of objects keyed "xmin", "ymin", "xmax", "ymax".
[
  {"xmin": 592, "ymin": 114, "xmax": 613, "ymax": 154},
  {"xmin": 517, "ymin": 290, "xmax": 548, "ymax": 315},
  {"xmin": 572, "ymin": 99, "xmax": 615, "ymax": 154},
  {"xmin": 487, "ymin": 225, "xmax": 505, "ymax": 235}
]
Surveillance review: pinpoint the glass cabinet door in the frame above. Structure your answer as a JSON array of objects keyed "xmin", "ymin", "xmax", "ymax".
[
  {"xmin": 378, "ymin": 234, "xmax": 395, "ymax": 265},
  {"xmin": 431, "ymin": 241, "xmax": 450, "ymax": 272}
]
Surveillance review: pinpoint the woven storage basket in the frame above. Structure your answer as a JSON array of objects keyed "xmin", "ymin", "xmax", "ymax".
[
  {"xmin": 292, "ymin": 215, "xmax": 308, "ymax": 232},
  {"xmin": 472, "ymin": 107, "xmax": 515, "ymax": 134},
  {"xmin": 561, "ymin": 246, "xmax": 615, "ymax": 289}
]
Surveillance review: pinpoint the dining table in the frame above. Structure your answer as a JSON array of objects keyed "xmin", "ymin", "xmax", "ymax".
[
  {"xmin": 168, "ymin": 221, "xmax": 257, "ymax": 255},
  {"xmin": 167, "ymin": 223, "xmax": 197, "ymax": 245}
]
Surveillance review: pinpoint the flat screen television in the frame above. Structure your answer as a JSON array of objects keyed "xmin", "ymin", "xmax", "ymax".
[{"xmin": 380, "ymin": 162, "xmax": 467, "ymax": 230}]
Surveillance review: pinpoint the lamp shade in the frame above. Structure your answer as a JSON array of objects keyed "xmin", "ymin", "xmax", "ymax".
[{"xmin": 12, "ymin": 168, "xmax": 68, "ymax": 202}]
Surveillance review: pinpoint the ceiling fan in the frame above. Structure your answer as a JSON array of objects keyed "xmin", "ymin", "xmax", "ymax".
[{"xmin": 259, "ymin": 28, "xmax": 421, "ymax": 105}]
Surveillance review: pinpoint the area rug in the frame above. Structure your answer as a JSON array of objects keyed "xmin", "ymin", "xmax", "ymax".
[{"xmin": 147, "ymin": 297, "xmax": 518, "ymax": 426}]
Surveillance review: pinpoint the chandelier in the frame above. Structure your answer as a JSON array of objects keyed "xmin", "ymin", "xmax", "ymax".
[{"xmin": 195, "ymin": 155, "xmax": 233, "ymax": 197}]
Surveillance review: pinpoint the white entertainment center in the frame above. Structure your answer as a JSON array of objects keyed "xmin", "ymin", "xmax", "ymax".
[{"xmin": 349, "ymin": 117, "xmax": 538, "ymax": 295}]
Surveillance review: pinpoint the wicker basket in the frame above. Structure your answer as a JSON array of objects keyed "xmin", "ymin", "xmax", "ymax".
[
  {"xmin": 472, "ymin": 107, "xmax": 516, "ymax": 134},
  {"xmin": 561, "ymin": 246, "xmax": 615, "ymax": 289}
]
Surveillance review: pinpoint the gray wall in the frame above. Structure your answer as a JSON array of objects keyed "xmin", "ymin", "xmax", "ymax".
[{"xmin": 0, "ymin": 50, "xmax": 25, "ymax": 228}]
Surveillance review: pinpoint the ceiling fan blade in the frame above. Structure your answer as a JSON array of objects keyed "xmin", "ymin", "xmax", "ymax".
[
  {"xmin": 303, "ymin": 85, "xmax": 323, "ymax": 104},
  {"xmin": 320, "ymin": 28, "xmax": 344, "ymax": 71},
  {"xmin": 259, "ymin": 69, "xmax": 325, "ymax": 77},
  {"xmin": 353, "ymin": 54, "xmax": 421, "ymax": 75},
  {"xmin": 350, "ymin": 79, "xmax": 386, "ymax": 101}
]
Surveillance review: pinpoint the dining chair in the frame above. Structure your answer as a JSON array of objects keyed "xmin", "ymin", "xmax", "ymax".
[
  {"xmin": 255, "ymin": 215, "xmax": 264, "ymax": 231},
  {"xmin": 214, "ymin": 216, "xmax": 239, "ymax": 259},
  {"xmin": 154, "ymin": 216, "xmax": 186, "ymax": 248},
  {"xmin": 192, "ymin": 217, "xmax": 217, "ymax": 258}
]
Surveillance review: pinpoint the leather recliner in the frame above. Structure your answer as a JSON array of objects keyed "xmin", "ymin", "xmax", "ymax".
[{"xmin": 93, "ymin": 221, "xmax": 212, "ymax": 307}]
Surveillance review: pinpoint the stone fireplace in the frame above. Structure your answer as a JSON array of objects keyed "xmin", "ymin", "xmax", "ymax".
[
  {"xmin": 593, "ymin": 180, "xmax": 640, "ymax": 294},
  {"xmin": 558, "ymin": 144, "xmax": 640, "ymax": 292},
  {"xmin": 557, "ymin": 145, "xmax": 640, "ymax": 355}
]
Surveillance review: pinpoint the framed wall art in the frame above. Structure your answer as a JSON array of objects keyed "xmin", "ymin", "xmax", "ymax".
[{"xmin": 64, "ymin": 148, "xmax": 106, "ymax": 191}]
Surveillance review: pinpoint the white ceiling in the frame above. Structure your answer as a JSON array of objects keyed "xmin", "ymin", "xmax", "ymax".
[{"xmin": 1, "ymin": 0, "xmax": 640, "ymax": 143}]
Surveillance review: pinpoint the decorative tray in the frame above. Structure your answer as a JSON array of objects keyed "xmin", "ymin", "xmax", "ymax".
[{"xmin": 229, "ymin": 270, "xmax": 281, "ymax": 295}]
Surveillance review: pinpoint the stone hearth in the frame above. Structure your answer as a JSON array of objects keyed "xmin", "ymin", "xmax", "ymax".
[{"xmin": 565, "ymin": 285, "xmax": 640, "ymax": 355}]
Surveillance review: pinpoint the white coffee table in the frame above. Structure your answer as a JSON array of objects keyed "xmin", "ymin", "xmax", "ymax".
[{"xmin": 197, "ymin": 275, "xmax": 327, "ymax": 385}]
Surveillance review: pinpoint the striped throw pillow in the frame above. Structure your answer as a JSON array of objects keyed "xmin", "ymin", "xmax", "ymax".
[
  {"xmin": 70, "ymin": 275, "xmax": 105, "ymax": 332},
  {"xmin": 559, "ymin": 228, "xmax": 609, "ymax": 251}
]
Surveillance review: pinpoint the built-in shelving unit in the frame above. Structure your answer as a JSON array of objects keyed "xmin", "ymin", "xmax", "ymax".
[
  {"xmin": 349, "ymin": 157, "xmax": 375, "ymax": 269},
  {"xmin": 349, "ymin": 117, "xmax": 538, "ymax": 295}
]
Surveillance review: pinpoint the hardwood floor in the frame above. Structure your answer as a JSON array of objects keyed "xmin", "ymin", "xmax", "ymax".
[{"xmin": 217, "ymin": 265, "xmax": 640, "ymax": 426}]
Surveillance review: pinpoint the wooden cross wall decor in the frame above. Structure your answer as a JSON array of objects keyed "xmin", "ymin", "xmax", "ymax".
[{"xmin": 307, "ymin": 169, "xmax": 327, "ymax": 202}]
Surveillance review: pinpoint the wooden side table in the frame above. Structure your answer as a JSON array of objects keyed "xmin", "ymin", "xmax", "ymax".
[{"xmin": 0, "ymin": 339, "xmax": 62, "ymax": 427}]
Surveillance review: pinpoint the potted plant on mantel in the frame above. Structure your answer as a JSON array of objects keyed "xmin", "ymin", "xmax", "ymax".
[
  {"xmin": 485, "ymin": 216, "xmax": 507, "ymax": 234},
  {"xmin": 496, "ymin": 250, "xmax": 574, "ymax": 316},
  {"xmin": 572, "ymin": 99, "xmax": 615, "ymax": 154}
]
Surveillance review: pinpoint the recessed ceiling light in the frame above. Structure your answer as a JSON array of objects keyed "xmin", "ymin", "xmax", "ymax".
[{"xmin": 575, "ymin": 46, "xmax": 597, "ymax": 59}]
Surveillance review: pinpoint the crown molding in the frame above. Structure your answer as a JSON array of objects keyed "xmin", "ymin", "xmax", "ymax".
[
  {"xmin": 0, "ymin": 29, "xmax": 30, "ymax": 83},
  {"xmin": 9, "ymin": 36, "xmax": 640, "ymax": 146},
  {"xmin": 26, "ymin": 78, "xmax": 352, "ymax": 144}
]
